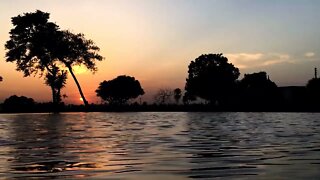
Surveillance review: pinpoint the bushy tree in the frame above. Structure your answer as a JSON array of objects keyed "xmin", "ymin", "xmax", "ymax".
[
  {"xmin": 5, "ymin": 10, "xmax": 60, "ymax": 76},
  {"xmin": 96, "ymin": 75, "xmax": 144, "ymax": 105},
  {"xmin": 5, "ymin": 10, "xmax": 61, "ymax": 106},
  {"xmin": 3, "ymin": 95, "xmax": 35, "ymax": 112},
  {"xmin": 185, "ymin": 53, "xmax": 240, "ymax": 105}
]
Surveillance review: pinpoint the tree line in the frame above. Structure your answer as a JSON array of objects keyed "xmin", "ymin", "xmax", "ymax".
[{"xmin": 1, "ymin": 10, "xmax": 320, "ymax": 112}]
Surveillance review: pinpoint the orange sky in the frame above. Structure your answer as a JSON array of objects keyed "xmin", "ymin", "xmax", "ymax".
[{"xmin": 1, "ymin": 1, "xmax": 320, "ymax": 104}]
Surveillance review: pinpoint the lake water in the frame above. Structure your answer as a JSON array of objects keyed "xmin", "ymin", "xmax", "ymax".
[{"xmin": 0, "ymin": 112, "xmax": 319, "ymax": 179}]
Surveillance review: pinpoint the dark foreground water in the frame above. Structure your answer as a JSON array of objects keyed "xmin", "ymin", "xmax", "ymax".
[{"xmin": 0, "ymin": 112, "xmax": 320, "ymax": 179}]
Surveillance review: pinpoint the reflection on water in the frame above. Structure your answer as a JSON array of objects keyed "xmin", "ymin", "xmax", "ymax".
[{"xmin": 0, "ymin": 112, "xmax": 320, "ymax": 179}]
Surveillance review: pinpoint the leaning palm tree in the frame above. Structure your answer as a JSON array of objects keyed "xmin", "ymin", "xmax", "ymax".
[{"xmin": 54, "ymin": 30, "xmax": 103, "ymax": 106}]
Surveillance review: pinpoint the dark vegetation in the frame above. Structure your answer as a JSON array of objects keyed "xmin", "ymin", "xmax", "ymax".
[
  {"xmin": 5, "ymin": 10, "xmax": 103, "ymax": 108},
  {"xmin": 1, "ymin": 10, "xmax": 320, "ymax": 113},
  {"xmin": 185, "ymin": 54, "xmax": 240, "ymax": 106},
  {"xmin": 1, "ymin": 53, "xmax": 319, "ymax": 113},
  {"xmin": 96, "ymin": 75, "xmax": 144, "ymax": 105}
]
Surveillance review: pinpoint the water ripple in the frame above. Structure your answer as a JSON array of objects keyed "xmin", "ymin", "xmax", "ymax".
[{"xmin": 0, "ymin": 112, "xmax": 320, "ymax": 179}]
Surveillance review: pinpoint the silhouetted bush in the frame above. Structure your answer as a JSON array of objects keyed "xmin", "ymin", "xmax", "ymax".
[
  {"xmin": 3, "ymin": 95, "xmax": 35, "ymax": 112},
  {"xmin": 96, "ymin": 75, "xmax": 144, "ymax": 105}
]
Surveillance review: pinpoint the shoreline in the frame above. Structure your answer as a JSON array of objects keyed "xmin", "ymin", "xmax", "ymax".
[{"xmin": 1, "ymin": 106, "xmax": 320, "ymax": 113}]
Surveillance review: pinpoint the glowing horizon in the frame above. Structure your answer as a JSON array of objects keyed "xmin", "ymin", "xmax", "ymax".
[{"xmin": 1, "ymin": 0, "xmax": 320, "ymax": 104}]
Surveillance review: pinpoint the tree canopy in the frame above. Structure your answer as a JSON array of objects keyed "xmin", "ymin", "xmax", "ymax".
[
  {"xmin": 185, "ymin": 53, "xmax": 240, "ymax": 104},
  {"xmin": 96, "ymin": 75, "xmax": 144, "ymax": 105},
  {"xmin": 5, "ymin": 10, "xmax": 60, "ymax": 77}
]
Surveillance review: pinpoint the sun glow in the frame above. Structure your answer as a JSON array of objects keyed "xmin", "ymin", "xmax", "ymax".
[
  {"xmin": 61, "ymin": 65, "xmax": 88, "ymax": 75},
  {"xmin": 80, "ymin": 97, "xmax": 83, "ymax": 101},
  {"xmin": 72, "ymin": 66, "xmax": 88, "ymax": 75}
]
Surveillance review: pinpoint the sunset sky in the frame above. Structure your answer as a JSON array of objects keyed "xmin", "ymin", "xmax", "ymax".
[{"xmin": 1, "ymin": 0, "xmax": 320, "ymax": 104}]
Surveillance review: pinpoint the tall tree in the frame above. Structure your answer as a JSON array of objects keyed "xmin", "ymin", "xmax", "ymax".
[
  {"xmin": 185, "ymin": 54, "xmax": 240, "ymax": 105},
  {"xmin": 5, "ymin": 10, "xmax": 62, "ymax": 105}
]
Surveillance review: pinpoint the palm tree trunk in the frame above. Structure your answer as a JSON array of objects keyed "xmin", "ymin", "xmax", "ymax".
[
  {"xmin": 51, "ymin": 86, "xmax": 56, "ymax": 104},
  {"xmin": 57, "ymin": 89, "xmax": 61, "ymax": 103},
  {"xmin": 45, "ymin": 66, "xmax": 57, "ymax": 105},
  {"xmin": 67, "ymin": 65, "xmax": 89, "ymax": 106}
]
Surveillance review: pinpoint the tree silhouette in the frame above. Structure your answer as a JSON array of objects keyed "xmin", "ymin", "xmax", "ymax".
[
  {"xmin": 5, "ymin": 10, "xmax": 103, "ymax": 107},
  {"xmin": 0, "ymin": 76, "xmax": 3, "ymax": 82},
  {"xmin": 44, "ymin": 66, "xmax": 67, "ymax": 105},
  {"xmin": 5, "ymin": 10, "xmax": 62, "ymax": 105},
  {"xmin": 96, "ymin": 75, "xmax": 144, "ymax": 105},
  {"xmin": 173, "ymin": 88, "xmax": 182, "ymax": 104},
  {"xmin": 55, "ymin": 30, "xmax": 103, "ymax": 106},
  {"xmin": 3, "ymin": 95, "xmax": 35, "ymax": 112},
  {"xmin": 185, "ymin": 54, "xmax": 240, "ymax": 105},
  {"xmin": 154, "ymin": 88, "xmax": 173, "ymax": 105},
  {"xmin": 5, "ymin": 11, "xmax": 61, "ymax": 75}
]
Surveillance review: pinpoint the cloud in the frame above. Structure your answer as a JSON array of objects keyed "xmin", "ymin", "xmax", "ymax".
[
  {"xmin": 225, "ymin": 53, "xmax": 293, "ymax": 69},
  {"xmin": 305, "ymin": 52, "xmax": 315, "ymax": 58}
]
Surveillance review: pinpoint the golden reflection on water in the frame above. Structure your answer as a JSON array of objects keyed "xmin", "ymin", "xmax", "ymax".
[{"xmin": 0, "ymin": 112, "xmax": 320, "ymax": 179}]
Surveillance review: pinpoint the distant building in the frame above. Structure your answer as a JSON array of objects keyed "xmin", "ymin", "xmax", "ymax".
[{"xmin": 278, "ymin": 86, "xmax": 307, "ymax": 105}]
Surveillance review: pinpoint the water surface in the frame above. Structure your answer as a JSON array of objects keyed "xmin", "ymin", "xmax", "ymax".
[{"xmin": 0, "ymin": 112, "xmax": 319, "ymax": 179}]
